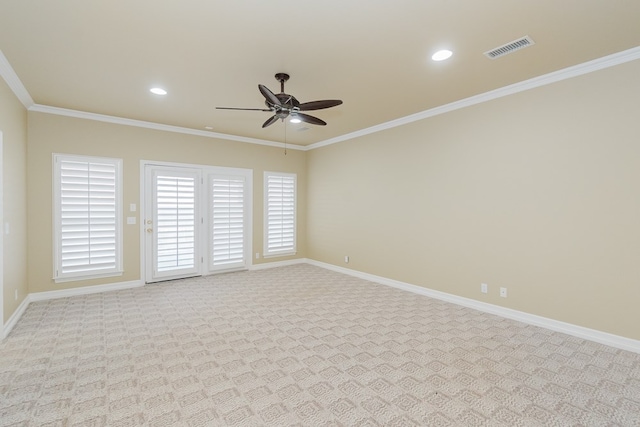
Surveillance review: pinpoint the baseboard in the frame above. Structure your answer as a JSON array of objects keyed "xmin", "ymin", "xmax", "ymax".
[
  {"xmin": 28, "ymin": 279, "xmax": 144, "ymax": 302},
  {"xmin": 250, "ymin": 258, "xmax": 309, "ymax": 271},
  {"xmin": 6, "ymin": 263, "xmax": 639, "ymax": 354},
  {"xmin": 306, "ymin": 259, "xmax": 640, "ymax": 354},
  {"xmin": 2, "ymin": 296, "xmax": 30, "ymax": 339},
  {"xmin": 2, "ymin": 279, "xmax": 143, "ymax": 339},
  {"xmin": 1, "ymin": 264, "xmax": 306, "ymax": 338}
]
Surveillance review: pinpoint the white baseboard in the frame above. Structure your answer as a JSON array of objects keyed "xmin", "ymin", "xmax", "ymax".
[
  {"xmin": 28, "ymin": 279, "xmax": 144, "ymax": 302},
  {"xmin": 2, "ymin": 296, "xmax": 30, "ymax": 339},
  {"xmin": 2, "ymin": 279, "xmax": 143, "ymax": 339},
  {"xmin": 1, "ymin": 261, "xmax": 310, "ymax": 338},
  {"xmin": 5, "ymin": 262, "xmax": 639, "ymax": 354},
  {"xmin": 250, "ymin": 258, "xmax": 308, "ymax": 271},
  {"xmin": 306, "ymin": 259, "xmax": 640, "ymax": 355}
]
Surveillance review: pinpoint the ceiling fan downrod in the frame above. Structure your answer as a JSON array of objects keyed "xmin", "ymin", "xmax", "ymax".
[{"xmin": 275, "ymin": 73, "xmax": 289, "ymax": 93}]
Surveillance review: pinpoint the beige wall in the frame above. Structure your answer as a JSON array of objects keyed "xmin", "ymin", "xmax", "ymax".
[
  {"xmin": 8, "ymin": 55, "xmax": 640, "ymax": 343},
  {"xmin": 307, "ymin": 60, "xmax": 640, "ymax": 340},
  {"xmin": 0, "ymin": 78, "xmax": 28, "ymax": 323},
  {"xmin": 27, "ymin": 112, "xmax": 306, "ymax": 294}
]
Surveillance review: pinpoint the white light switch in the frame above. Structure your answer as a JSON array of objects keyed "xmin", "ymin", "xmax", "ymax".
[
  {"xmin": 127, "ymin": 217, "xmax": 137, "ymax": 225},
  {"xmin": 130, "ymin": 203, "xmax": 137, "ymax": 212}
]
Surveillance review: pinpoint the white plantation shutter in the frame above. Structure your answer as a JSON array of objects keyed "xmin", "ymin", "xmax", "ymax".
[
  {"xmin": 54, "ymin": 155, "xmax": 122, "ymax": 281},
  {"xmin": 210, "ymin": 175, "xmax": 246, "ymax": 270},
  {"xmin": 155, "ymin": 173, "xmax": 196, "ymax": 273},
  {"xmin": 264, "ymin": 172, "xmax": 296, "ymax": 256}
]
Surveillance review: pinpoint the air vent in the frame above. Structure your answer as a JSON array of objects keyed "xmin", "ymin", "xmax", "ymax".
[{"xmin": 484, "ymin": 36, "xmax": 535, "ymax": 59}]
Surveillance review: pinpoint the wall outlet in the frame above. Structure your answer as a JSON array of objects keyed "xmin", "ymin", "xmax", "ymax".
[
  {"xmin": 500, "ymin": 287, "xmax": 507, "ymax": 298},
  {"xmin": 255, "ymin": 253, "xmax": 260, "ymax": 259},
  {"xmin": 344, "ymin": 256, "xmax": 349, "ymax": 263},
  {"xmin": 481, "ymin": 283, "xmax": 488, "ymax": 294}
]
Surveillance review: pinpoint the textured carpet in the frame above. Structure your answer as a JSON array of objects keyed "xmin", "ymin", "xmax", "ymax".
[{"xmin": 1, "ymin": 264, "xmax": 639, "ymax": 426}]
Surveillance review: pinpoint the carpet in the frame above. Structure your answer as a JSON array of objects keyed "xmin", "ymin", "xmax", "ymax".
[{"xmin": 1, "ymin": 264, "xmax": 639, "ymax": 426}]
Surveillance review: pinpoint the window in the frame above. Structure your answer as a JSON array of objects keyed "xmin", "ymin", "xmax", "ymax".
[
  {"xmin": 53, "ymin": 154, "xmax": 123, "ymax": 282},
  {"xmin": 210, "ymin": 174, "xmax": 246, "ymax": 271},
  {"xmin": 264, "ymin": 171, "xmax": 296, "ymax": 257},
  {"xmin": 154, "ymin": 171, "xmax": 197, "ymax": 274}
]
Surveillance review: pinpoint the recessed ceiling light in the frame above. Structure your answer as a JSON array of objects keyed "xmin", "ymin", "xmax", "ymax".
[
  {"xmin": 431, "ymin": 49, "xmax": 453, "ymax": 61},
  {"xmin": 150, "ymin": 87, "xmax": 167, "ymax": 95},
  {"xmin": 204, "ymin": 126, "xmax": 213, "ymax": 130}
]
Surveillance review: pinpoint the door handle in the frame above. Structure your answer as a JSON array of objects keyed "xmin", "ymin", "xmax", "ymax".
[{"xmin": 146, "ymin": 228, "xmax": 153, "ymax": 233}]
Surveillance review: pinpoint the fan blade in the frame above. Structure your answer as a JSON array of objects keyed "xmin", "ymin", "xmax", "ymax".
[
  {"xmin": 216, "ymin": 107, "xmax": 272, "ymax": 111},
  {"xmin": 262, "ymin": 115, "xmax": 280, "ymax": 128},
  {"xmin": 296, "ymin": 113, "xmax": 327, "ymax": 126},
  {"xmin": 259, "ymin": 84, "xmax": 282, "ymax": 107},
  {"xmin": 298, "ymin": 99, "xmax": 343, "ymax": 111}
]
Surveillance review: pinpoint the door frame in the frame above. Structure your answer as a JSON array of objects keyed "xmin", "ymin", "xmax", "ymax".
[
  {"xmin": 139, "ymin": 160, "xmax": 253, "ymax": 284},
  {"xmin": 0, "ymin": 131, "xmax": 4, "ymax": 334}
]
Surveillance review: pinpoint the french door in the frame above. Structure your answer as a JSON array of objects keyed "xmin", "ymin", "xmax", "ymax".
[
  {"xmin": 143, "ymin": 162, "xmax": 252, "ymax": 283},
  {"xmin": 144, "ymin": 165, "xmax": 201, "ymax": 283}
]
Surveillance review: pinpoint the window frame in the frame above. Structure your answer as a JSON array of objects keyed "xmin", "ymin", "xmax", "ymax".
[
  {"xmin": 53, "ymin": 154, "xmax": 123, "ymax": 282},
  {"xmin": 263, "ymin": 171, "xmax": 297, "ymax": 258}
]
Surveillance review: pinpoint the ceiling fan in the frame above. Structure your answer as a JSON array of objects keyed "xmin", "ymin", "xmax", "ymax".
[{"xmin": 216, "ymin": 73, "xmax": 343, "ymax": 128}]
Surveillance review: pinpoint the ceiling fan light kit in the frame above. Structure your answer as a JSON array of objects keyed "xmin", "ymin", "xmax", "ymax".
[{"xmin": 217, "ymin": 73, "xmax": 343, "ymax": 128}]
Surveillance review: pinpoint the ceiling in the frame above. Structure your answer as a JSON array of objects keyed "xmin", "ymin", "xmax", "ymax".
[{"xmin": 1, "ymin": 1, "xmax": 639, "ymax": 147}]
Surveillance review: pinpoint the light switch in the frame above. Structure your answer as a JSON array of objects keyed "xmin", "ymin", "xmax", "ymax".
[
  {"xmin": 130, "ymin": 203, "xmax": 137, "ymax": 212},
  {"xmin": 127, "ymin": 217, "xmax": 137, "ymax": 225}
]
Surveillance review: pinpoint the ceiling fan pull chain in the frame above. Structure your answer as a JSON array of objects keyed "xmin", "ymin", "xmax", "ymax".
[{"xmin": 284, "ymin": 120, "xmax": 288, "ymax": 155}]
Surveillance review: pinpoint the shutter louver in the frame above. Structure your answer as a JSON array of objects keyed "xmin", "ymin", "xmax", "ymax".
[
  {"xmin": 265, "ymin": 173, "xmax": 296, "ymax": 255},
  {"xmin": 211, "ymin": 176, "xmax": 245, "ymax": 269},
  {"xmin": 57, "ymin": 157, "xmax": 120, "ymax": 278},
  {"xmin": 155, "ymin": 175, "xmax": 196, "ymax": 272}
]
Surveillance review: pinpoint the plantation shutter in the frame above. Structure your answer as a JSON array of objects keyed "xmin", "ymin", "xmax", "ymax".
[
  {"xmin": 155, "ymin": 173, "xmax": 196, "ymax": 273},
  {"xmin": 55, "ymin": 155, "xmax": 122, "ymax": 280},
  {"xmin": 264, "ymin": 172, "xmax": 296, "ymax": 256},
  {"xmin": 210, "ymin": 175, "xmax": 245, "ymax": 270}
]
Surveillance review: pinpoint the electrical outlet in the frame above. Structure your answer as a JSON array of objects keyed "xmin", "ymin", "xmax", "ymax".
[
  {"xmin": 344, "ymin": 256, "xmax": 349, "ymax": 263},
  {"xmin": 255, "ymin": 253, "xmax": 260, "ymax": 259},
  {"xmin": 500, "ymin": 287, "xmax": 507, "ymax": 298},
  {"xmin": 481, "ymin": 283, "xmax": 488, "ymax": 294}
]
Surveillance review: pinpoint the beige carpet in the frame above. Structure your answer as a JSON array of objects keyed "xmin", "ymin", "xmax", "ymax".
[{"xmin": 1, "ymin": 264, "xmax": 639, "ymax": 426}]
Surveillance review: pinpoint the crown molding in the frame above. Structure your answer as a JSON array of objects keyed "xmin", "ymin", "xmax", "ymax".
[
  {"xmin": 307, "ymin": 45, "xmax": 640, "ymax": 151},
  {"xmin": 0, "ymin": 49, "xmax": 34, "ymax": 109},
  {"xmin": 28, "ymin": 104, "xmax": 305, "ymax": 151},
  {"xmin": 4, "ymin": 46, "xmax": 639, "ymax": 152}
]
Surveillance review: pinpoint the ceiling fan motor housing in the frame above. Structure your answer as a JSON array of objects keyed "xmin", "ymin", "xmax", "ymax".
[{"xmin": 266, "ymin": 93, "xmax": 300, "ymax": 111}]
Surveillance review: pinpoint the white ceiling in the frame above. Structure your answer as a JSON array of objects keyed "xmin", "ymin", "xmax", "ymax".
[{"xmin": 1, "ymin": 1, "xmax": 639, "ymax": 147}]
